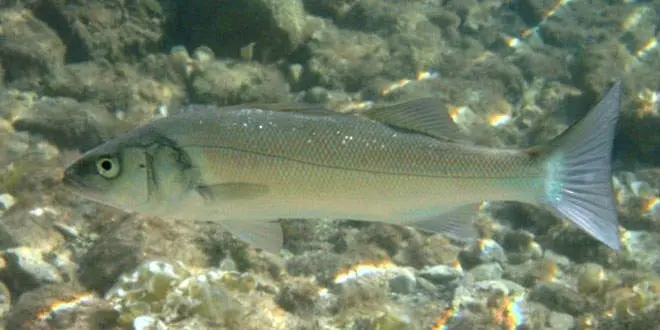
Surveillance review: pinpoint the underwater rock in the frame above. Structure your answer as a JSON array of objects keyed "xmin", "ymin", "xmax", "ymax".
[
  {"xmin": 2, "ymin": 92, "xmax": 117, "ymax": 151},
  {"xmin": 539, "ymin": 20, "xmax": 589, "ymax": 48},
  {"xmin": 370, "ymin": 308, "xmax": 414, "ymax": 330},
  {"xmin": 402, "ymin": 234, "xmax": 461, "ymax": 269},
  {"xmin": 77, "ymin": 215, "xmax": 212, "ymax": 294},
  {"xmin": 469, "ymin": 262, "xmax": 504, "ymax": 282},
  {"xmin": 34, "ymin": 0, "xmax": 166, "ymax": 62},
  {"xmin": 529, "ymin": 282, "xmax": 592, "ymax": 316},
  {"xmin": 4, "ymin": 284, "xmax": 115, "ymax": 330},
  {"xmin": 0, "ymin": 193, "xmax": 16, "ymax": 217},
  {"xmin": 190, "ymin": 60, "xmax": 290, "ymax": 105},
  {"xmin": 133, "ymin": 315, "xmax": 166, "ymax": 330},
  {"xmin": 388, "ymin": 270, "xmax": 417, "ymax": 295},
  {"xmin": 547, "ymin": 311, "xmax": 575, "ymax": 330},
  {"xmin": 460, "ymin": 238, "xmax": 507, "ymax": 267},
  {"xmin": 276, "ymin": 277, "xmax": 322, "ymax": 315},
  {"xmin": 307, "ymin": 26, "xmax": 390, "ymax": 90},
  {"xmin": 1, "ymin": 246, "xmax": 62, "ymax": 295},
  {"xmin": 618, "ymin": 114, "xmax": 660, "ymax": 166},
  {"xmin": 572, "ymin": 40, "xmax": 634, "ymax": 97},
  {"xmin": 43, "ymin": 60, "xmax": 185, "ymax": 126},
  {"xmin": 0, "ymin": 281, "xmax": 10, "ymax": 321},
  {"xmin": 577, "ymin": 263, "xmax": 608, "ymax": 295},
  {"xmin": 175, "ymin": 0, "xmax": 310, "ymax": 60},
  {"xmin": 286, "ymin": 250, "xmax": 342, "ymax": 286},
  {"xmin": 106, "ymin": 259, "xmax": 295, "ymax": 328},
  {"xmin": 513, "ymin": 50, "xmax": 569, "ymax": 81},
  {"xmin": 418, "ymin": 264, "xmax": 464, "ymax": 285},
  {"xmin": 77, "ymin": 215, "xmax": 148, "ymax": 294},
  {"xmin": 620, "ymin": 230, "xmax": 660, "ymax": 273},
  {"xmin": 0, "ymin": 198, "xmax": 65, "ymax": 254},
  {"xmin": 0, "ymin": 8, "xmax": 65, "ymax": 83}
]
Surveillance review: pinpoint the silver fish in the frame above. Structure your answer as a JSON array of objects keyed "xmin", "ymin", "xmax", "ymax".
[{"xmin": 62, "ymin": 82, "xmax": 623, "ymax": 252}]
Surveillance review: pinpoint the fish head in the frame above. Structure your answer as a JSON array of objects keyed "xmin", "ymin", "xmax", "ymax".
[{"xmin": 62, "ymin": 137, "xmax": 152, "ymax": 212}]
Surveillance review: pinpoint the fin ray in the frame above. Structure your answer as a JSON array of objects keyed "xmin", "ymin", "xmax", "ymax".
[
  {"xmin": 364, "ymin": 98, "xmax": 465, "ymax": 140},
  {"xmin": 408, "ymin": 203, "xmax": 480, "ymax": 242},
  {"xmin": 197, "ymin": 182, "xmax": 269, "ymax": 201},
  {"xmin": 538, "ymin": 80, "xmax": 622, "ymax": 250},
  {"xmin": 222, "ymin": 219, "xmax": 283, "ymax": 253}
]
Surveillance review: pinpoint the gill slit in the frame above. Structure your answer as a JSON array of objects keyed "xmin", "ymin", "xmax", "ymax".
[{"xmin": 145, "ymin": 147, "xmax": 157, "ymax": 202}]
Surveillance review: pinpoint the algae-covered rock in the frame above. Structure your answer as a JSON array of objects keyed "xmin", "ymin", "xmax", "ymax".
[
  {"xmin": 0, "ymin": 281, "xmax": 10, "ymax": 321},
  {"xmin": 190, "ymin": 60, "xmax": 290, "ymax": 105},
  {"xmin": 418, "ymin": 264, "xmax": 464, "ymax": 285},
  {"xmin": 307, "ymin": 26, "xmax": 390, "ymax": 90},
  {"xmin": 175, "ymin": 0, "xmax": 310, "ymax": 59},
  {"xmin": 388, "ymin": 270, "xmax": 417, "ymax": 295},
  {"xmin": 77, "ymin": 215, "xmax": 214, "ymax": 294},
  {"xmin": 43, "ymin": 60, "xmax": 186, "ymax": 125},
  {"xmin": 105, "ymin": 259, "xmax": 295, "ymax": 328},
  {"xmin": 0, "ymin": 8, "xmax": 65, "ymax": 83},
  {"xmin": 469, "ymin": 262, "xmax": 504, "ymax": 282},
  {"xmin": 37, "ymin": 0, "xmax": 166, "ymax": 62},
  {"xmin": 78, "ymin": 215, "xmax": 148, "ymax": 294},
  {"xmin": 529, "ymin": 282, "xmax": 592, "ymax": 316},
  {"xmin": 4, "ymin": 284, "xmax": 115, "ymax": 330},
  {"xmin": 1, "ymin": 246, "xmax": 62, "ymax": 295},
  {"xmin": 1, "ymin": 91, "xmax": 117, "ymax": 150}
]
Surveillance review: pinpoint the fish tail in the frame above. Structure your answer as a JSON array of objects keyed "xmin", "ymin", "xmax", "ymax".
[{"xmin": 535, "ymin": 81, "xmax": 622, "ymax": 250}]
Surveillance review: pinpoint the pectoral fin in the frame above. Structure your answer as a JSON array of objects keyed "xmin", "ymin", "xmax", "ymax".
[{"xmin": 222, "ymin": 219, "xmax": 283, "ymax": 253}]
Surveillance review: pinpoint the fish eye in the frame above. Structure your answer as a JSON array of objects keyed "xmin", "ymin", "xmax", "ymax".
[{"xmin": 96, "ymin": 156, "xmax": 120, "ymax": 179}]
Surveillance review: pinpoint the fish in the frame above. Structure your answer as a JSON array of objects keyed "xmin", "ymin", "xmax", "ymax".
[{"xmin": 62, "ymin": 81, "xmax": 623, "ymax": 253}]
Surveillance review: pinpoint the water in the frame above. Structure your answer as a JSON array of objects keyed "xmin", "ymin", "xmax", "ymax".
[{"xmin": 0, "ymin": 0, "xmax": 658, "ymax": 329}]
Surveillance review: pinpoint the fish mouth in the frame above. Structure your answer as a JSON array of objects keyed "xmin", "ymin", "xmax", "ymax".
[
  {"xmin": 61, "ymin": 175, "xmax": 101, "ymax": 200},
  {"xmin": 61, "ymin": 176, "xmax": 88, "ymax": 195}
]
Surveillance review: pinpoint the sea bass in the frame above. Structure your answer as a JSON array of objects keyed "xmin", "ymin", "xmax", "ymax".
[{"xmin": 62, "ymin": 82, "xmax": 623, "ymax": 252}]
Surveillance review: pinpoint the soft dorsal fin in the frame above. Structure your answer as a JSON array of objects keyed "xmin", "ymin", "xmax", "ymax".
[
  {"xmin": 223, "ymin": 103, "xmax": 336, "ymax": 116},
  {"xmin": 363, "ymin": 98, "xmax": 465, "ymax": 140}
]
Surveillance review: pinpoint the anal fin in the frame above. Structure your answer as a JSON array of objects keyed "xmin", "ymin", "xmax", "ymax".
[
  {"xmin": 408, "ymin": 203, "xmax": 481, "ymax": 242},
  {"xmin": 222, "ymin": 219, "xmax": 283, "ymax": 253}
]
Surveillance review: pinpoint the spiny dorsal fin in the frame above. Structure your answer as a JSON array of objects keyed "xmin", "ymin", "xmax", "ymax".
[{"xmin": 363, "ymin": 98, "xmax": 465, "ymax": 140}]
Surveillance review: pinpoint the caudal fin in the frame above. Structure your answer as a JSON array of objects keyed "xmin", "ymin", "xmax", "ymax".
[{"xmin": 538, "ymin": 81, "xmax": 622, "ymax": 250}]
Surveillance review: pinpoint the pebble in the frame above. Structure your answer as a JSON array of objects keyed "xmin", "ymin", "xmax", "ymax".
[
  {"xmin": 473, "ymin": 279, "xmax": 525, "ymax": 295},
  {"xmin": 134, "ymin": 315, "xmax": 167, "ymax": 330},
  {"xmin": 2, "ymin": 247, "xmax": 62, "ymax": 289},
  {"xmin": 389, "ymin": 269, "xmax": 417, "ymax": 294},
  {"xmin": 460, "ymin": 239, "xmax": 507, "ymax": 267},
  {"xmin": 468, "ymin": 262, "xmax": 504, "ymax": 281},
  {"xmin": 0, "ymin": 193, "xmax": 16, "ymax": 214},
  {"xmin": 418, "ymin": 265, "xmax": 463, "ymax": 284},
  {"xmin": 529, "ymin": 282, "xmax": 591, "ymax": 316},
  {"xmin": 476, "ymin": 239, "xmax": 507, "ymax": 263},
  {"xmin": 0, "ymin": 281, "xmax": 10, "ymax": 320},
  {"xmin": 548, "ymin": 311, "xmax": 575, "ymax": 329}
]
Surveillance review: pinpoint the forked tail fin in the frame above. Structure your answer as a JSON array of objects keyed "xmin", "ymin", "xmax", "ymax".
[{"xmin": 537, "ymin": 81, "xmax": 622, "ymax": 250}]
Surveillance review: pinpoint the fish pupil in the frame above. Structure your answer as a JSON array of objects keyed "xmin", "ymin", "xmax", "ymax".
[{"xmin": 100, "ymin": 160, "xmax": 113, "ymax": 171}]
